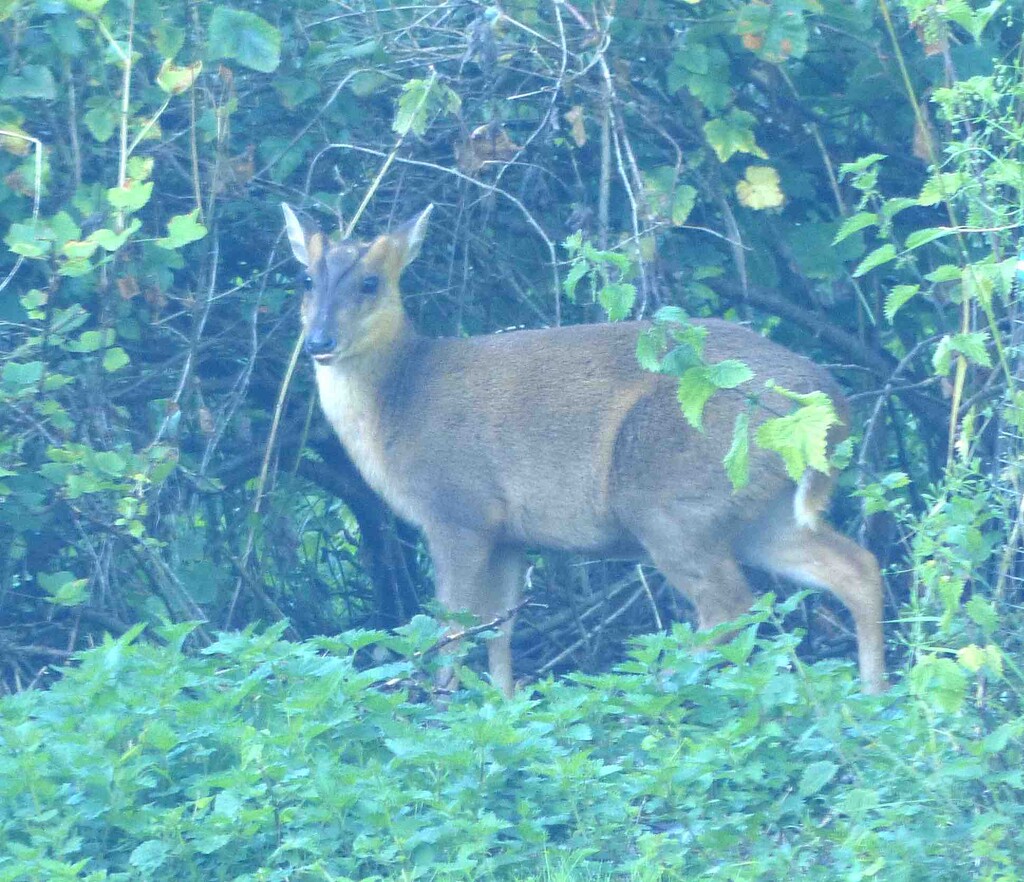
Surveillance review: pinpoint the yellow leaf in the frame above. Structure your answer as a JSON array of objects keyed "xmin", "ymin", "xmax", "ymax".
[
  {"xmin": 736, "ymin": 165, "xmax": 784, "ymax": 210},
  {"xmin": 564, "ymin": 106, "xmax": 587, "ymax": 147}
]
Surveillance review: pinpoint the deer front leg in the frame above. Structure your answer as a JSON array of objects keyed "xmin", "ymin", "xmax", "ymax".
[{"xmin": 429, "ymin": 528, "xmax": 526, "ymax": 696}]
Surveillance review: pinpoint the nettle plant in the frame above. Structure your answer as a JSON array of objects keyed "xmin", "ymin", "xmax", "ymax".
[{"xmin": 563, "ymin": 234, "xmax": 844, "ymax": 492}]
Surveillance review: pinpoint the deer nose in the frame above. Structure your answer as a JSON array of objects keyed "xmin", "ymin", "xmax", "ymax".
[{"xmin": 304, "ymin": 329, "xmax": 337, "ymax": 358}]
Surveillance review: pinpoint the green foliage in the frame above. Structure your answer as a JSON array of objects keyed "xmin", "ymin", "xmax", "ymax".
[
  {"xmin": 2, "ymin": 610, "xmax": 1023, "ymax": 881},
  {"xmin": 207, "ymin": 8, "xmax": 281, "ymax": 73}
]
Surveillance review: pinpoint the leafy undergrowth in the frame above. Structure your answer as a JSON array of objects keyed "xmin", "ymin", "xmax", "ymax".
[{"xmin": 2, "ymin": 602, "xmax": 1022, "ymax": 882}]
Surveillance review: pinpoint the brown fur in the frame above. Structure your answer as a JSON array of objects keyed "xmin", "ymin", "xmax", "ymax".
[{"xmin": 281, "ymin": 203, "xmax": 886, "ymax": 695}]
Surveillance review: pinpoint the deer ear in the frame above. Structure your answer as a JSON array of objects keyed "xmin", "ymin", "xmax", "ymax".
[
  {"xmin": 394, "ymin": 204, "xmax": 434, "ymax": 268},
  {"xmin": 281, "ymin": 203, "xmax": 310, "ymax": 267}
]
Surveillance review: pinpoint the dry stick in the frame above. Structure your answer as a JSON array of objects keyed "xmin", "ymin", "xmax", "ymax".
[
  {"xmin": 538, "ymin": 586, "xmax": 647, "ymax": 675},
  {"xmin": 115, "ymin": 0, "xmax": 135, "ymax": 234},
  {"xmin": 312, "ymin": 143, "xmax": 561, "ymax": 310},
  {"xmin": 636, "ymin": 565, "xmax": 663, "ymax": 631}
]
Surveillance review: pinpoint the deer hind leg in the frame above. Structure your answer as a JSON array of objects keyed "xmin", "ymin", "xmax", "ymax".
[
  {"xmin": 430, "ymin": 528, "xmax": 525, "ymax": 697},
  {"xmin": 737, "ymin": 517, "xmax": 886, "ymax": 694},
  {"xmin": 636, "ymin": 514, "xmax": 756, "ymax": 636}
]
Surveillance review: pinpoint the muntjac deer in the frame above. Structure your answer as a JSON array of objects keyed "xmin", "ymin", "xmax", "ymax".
[{"xmin": 281, "ymin": 203, "xmax": 886, "ymax": 696}]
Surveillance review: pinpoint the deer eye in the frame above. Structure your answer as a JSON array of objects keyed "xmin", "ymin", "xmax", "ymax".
[{"xmin": 360, "ymin": 274, "xmax": 380, "ymax": 296}]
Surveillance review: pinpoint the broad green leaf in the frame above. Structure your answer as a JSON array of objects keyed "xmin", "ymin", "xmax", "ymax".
[
  {"xmin": 2, "ymin": 360, "xmax": 44, "ymax": 389},
  {"xmin": 932, "ymin": 332, "xmax": 992, "ymax": 374},
  {"xmin": 156, "ymin": 209, "xmax": 208, "ymax": 249},
  {"xmin": 0, "ymin": 64, "xmax": 56, "ymax": 100},
  {"xmin": 964, "ymin": 595, "xmax": 997, "ymax": 636},
  {"xmin": 563, "ymin": 259, "xmax": 589, "ymax": 302},
  {"xmin": 69, "ymin": 329, "xmax": 112, "ymax": 353},
  {"xmin": 833, "ymin": 211, "xmax": 877, "ymax": 244},
  {"xmin": 83, "ymin": 104, "xmax": 117, "ymax": 142},
  {"xmin": 717, "ymin": 625, "xmax": 757, "ymax": 664},
  {"xmin": 799, "ymin": 761, "xmax": 839, "ymax": 797},
  {"xmin": 393, "ymin": 78, "xmax": 461, "ymax": 137},
  {"xmin": 708, "ymin": 359, "xmax": 753, "ymax": 389},
  {"xmin": 4, "ymin": 221, "xmax": 50, "ymax": 258},
  {"xmin": 636, "ymin": 329, "xmax": 664, "ymax": 372},
  {"xmin": 208, "ymin": 8, "xmax": 281, "ymax": 73},
  {"xmin": 672, "ymin": 185, "xmax": 698, "ymax": 226},
  {"xmin": 667, "ymin": 41, "xmax": 731, "ymax": 112},
  {"xmin": 755, "ymin": 392, "xmax": 838, "ymax": 480},
  {"xmin": 599, "ymin": 282, "xmax": 636, "ymax": 322},
  {"xmin": 102, "ymin": 347, "xmax": 130, "ymax": 372},
  {"xmin": 92, "ymin": 451, "xmax": 126, "ymax": 476},
  {"xmin": 130, "ymin": 840, "xmax": 170, "ymax": 874},
  {"xmin": 107, "ymin": 179, "xmax": 154, "ymax": 213},
  {"xmin": 724, "ymin": 411, "xmax": 750, "ymax": 489},
  {"xmin": 735, "ymin": 0, "xmax": 810, "ymax": 63},
  {"xmin": 157, "ymin": 59, "xmax": 202, "ymax": 95},
  {"xmin": 677, "ymin": 367, "xmax": 717, "ymax": 430},
  {"xmin": 838, "ymin": 153, "xmax": 886, "ymax": 177},
  {"xmin": 904, "ymin": 226, "xmax": 956, "ymax": 251},
  {"xmin": 703, "ymin": 109, "xmax": 766, "ymax": 163},
  {"xmin": 884, "ymin": 284, "xmax": 919, "ymax": 323},
  {"xmin": 918, "ymin": 171, "xmax": 967, "ymax": 205},
  {"xmin": 909, "ymin": 656, "xmax": 966, "ymax": 714},
  {"xmin": 852, "ymin": 243, "xmax": 896, "ymax": 277},
  {"xmin": 89, "ymin": 219, "xmax": 141, "ymax": 251},
  {"xmin": 37, "ymin": 571, "xmax": 90, "ymax": 606},
  {"xmin": 67, "ymin": 0, "xmax": 109, "ymax": 10}
]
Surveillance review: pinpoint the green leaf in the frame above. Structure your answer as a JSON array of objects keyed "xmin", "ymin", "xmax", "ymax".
[
  {"xmin": 563, "ymin": 259, "xmax": 589, "ymax": 303},
  {"xmin": 2, "ymin": 360, "xmax": 44, "ymax": 389},
  {"xmin": 636, "ymin": 328, "xmax": 664, "ymax": 373},
  {"xmin": 4, "ymin": 222, "xmax": 50, "ymax": 258},
  {"xmin": 852, "ymin": 243, "xmax": 897, "ymax": 278},
  {"xmin": 677, "ymin": 367, "xmax": 717, "ymax": 430},
  {"xmin": 724, "ymin": 411, "xmax": 750, "ymax": 489},
  {"xmin": 965, "ymin": 596, "xmax": 998, "ymax": 636},
  {"xmin": 102, "ymin": 347, "xmax": 130, "ymax": 372},
  {"xmin": 838, "ymin": 153, "xmax": 887, "ymax": 177},
  {"xmin": 909, "ymin": 656, "xmax": 966, "ymax": 714},
  {"xmin": 833, "ymin": 211, "xmax": 877, "ymax": 244},
  {"xmin": 67, "ymin": 0, "xmax": 109, "ymax": 10},
  {"xmin": 156, "ymin": 209, "xmax": 208, "ymax": 249},
  {"xmin": 92, "ymin": 451, "xmax": 127, "ymax": 476},
  {"xmin": 932, "ymin": 332, "xmax": 992, "ymax": 374},
  {"xmin": 716, "ymin": 625, "xmax": 757, "ymax": 664},
  {"xmin": 755, "ymin": 391, "xmax": 838, "ymax": 480},
  {"xmin": 156, "ymin": 59, "xmax": 202, "ymax": 95},
  {"xmin": 208, "ymin": 8, "xmax": 281, "ymax": 73},
  {"xmin": 735, "ymin": 0, "xmax": 810, "ymax": 63},
  {"xmin": 83, "ymin": 103, "xmax": 117, "ymax": 142},
  {"xmin": 393, "ymin": 77, "xmax": 461, "ymax": 137},
  {"xmin": 703, "ymin": 109, "xmax": 766, "ymax": 163},
  {"xmin": 37, "ymin": 571, "xmax": 90, "ymax": 606},
  {"xmin": 708, "ymin": 359, "xmax": 753, "ymax": 389},
  {"xmin": 672, "ymin": 185, "xmax": 698, "ymax": 226},
  {"xmin": 107, "ymin": 179, "xmax": 154, "ymax": 213},
  {"xmin": 0, "ymin": 64, "xmax": 56, "ymax": 100},
  {"xmin": 69, "ymin": 329, "xmax": 112, "ymax": 353},
  {"xmin": 89, "ymin": 219, "xmax": 141, "ymax": 252},
  {"xmin": 918, "ymin": 171, "xmax": 967, "ymax": 206},
  {"xmin": 904, "ymin": 226, "xmax": 956, "ymax": 251},
  {"xmin": 799, "ymin": 760, "xmax": 839, "ymax": 797},
  {"xmin": 884, "ymin": 284, "xmax": 919, "ymax": 323},
  {"xmin": 599, "ymin": 282, "xmax": 636, "ymax": 322},
  {"xmin": 130, "ymin": 840, "xmax": 171, "ymax": 874}
]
